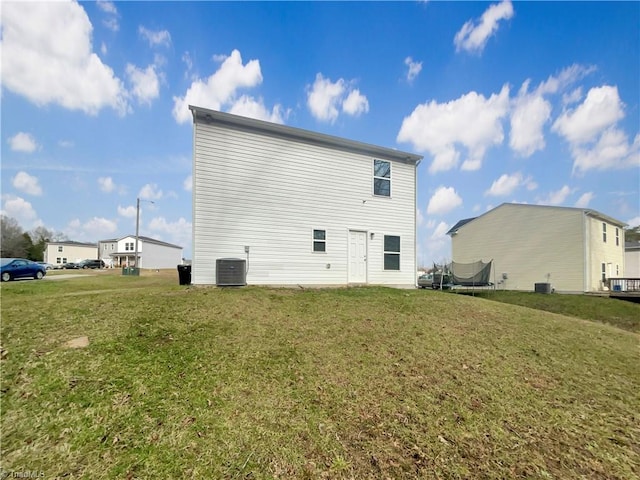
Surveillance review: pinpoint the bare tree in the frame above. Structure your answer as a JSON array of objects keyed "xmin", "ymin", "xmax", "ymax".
[{"xmin": 1, "ymin": 215, "xmax": 27, "ymax": 258}]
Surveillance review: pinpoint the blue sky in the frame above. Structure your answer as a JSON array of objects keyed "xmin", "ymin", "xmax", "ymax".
[{"xmin": 1, "ymin": 1, "xmax": 639, "ymax": 265}]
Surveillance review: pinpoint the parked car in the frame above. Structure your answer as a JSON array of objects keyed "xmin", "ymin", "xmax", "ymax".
[
  {"xmin": 417, "ymin": 273, "xmax": 433, "ymax": 289},
  {"xmin": 1, "ymin": 258, "xmax": 47, "ymax": 282},
  {"xmin": 63, "ymin": 262, "xmax": 80, "ymax": 269},
  {"xmin": 37, "ymin": 262, "xmax": 55, "ymax": 270},
  {"xmin": 432, "ymin": 272, "xmax": 452, "ymax": 290},
  {"xmin": 77, "ymin": 259, "xmax": 105, "ymax": 269}
]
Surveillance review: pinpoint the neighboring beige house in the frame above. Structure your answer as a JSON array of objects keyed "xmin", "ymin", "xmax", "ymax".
[
  {"xmin": 625, "ymin": 242, "xmax": 640, "ymax": 278},
  {"xmin": 98, "ymin": 235, "xmax": 183, "ymax": 269},
  {"xmin": 447, "ymin": 203, "xmax": 626, "ymax": 293},
  {"xmin": 44, "ymin": 241, "xmax": 97, "ymax": 266}
]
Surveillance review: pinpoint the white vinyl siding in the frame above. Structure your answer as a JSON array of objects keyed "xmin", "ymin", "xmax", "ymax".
[{"xmin": 192, "ymin": 115, "xmax": 418, "ymax": 287}]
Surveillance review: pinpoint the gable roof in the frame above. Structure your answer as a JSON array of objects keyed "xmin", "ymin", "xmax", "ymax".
[
  {"xmin": 111, "ymin": 235, "xmax": 182, "ymax": 249},
  {"xmin": 448, "ymin": 203, "xmax": 626, "ymax": 236},
  {"xmin": 190, "ymin": 105, "xmax": 423, "ymax": 165},
  {"xmin": 46, "ymin": 240, "xmax": 97, "ymax": 247}
]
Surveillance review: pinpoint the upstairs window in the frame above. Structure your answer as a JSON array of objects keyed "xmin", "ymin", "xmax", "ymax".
[
  {"xmin": 602, "ymin": 223, "xmax": 607, "ymax": 243},
  {"xmin": 615, "ymin": 228, "xmax": 619, "ymax": 246},
  {"xmin": 313, "ymin": 229, "xmax": 326, "ymax": 252},
  {"xmin": 58, "ymin": 246, "xmax": 63, "ymax": 252},
  {"xmin": 384, "ymin": 235, "xmax": 400, "ymax": 270},
  {"xmin": 373, "ymin": 159, "xmax": 391, "ymax": 197}
]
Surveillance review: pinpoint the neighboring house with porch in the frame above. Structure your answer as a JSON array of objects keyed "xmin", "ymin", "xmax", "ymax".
[
  {"xmin": 190, "ymin": 106, "xmax": 422, "ymax": 287},
  {"xmin": 98, "ymin": 235, "xmax": 182, "ymax": 269},
  {"xmin": 44, "ymin": 241, "xmax": 97, "ymax": 266},
  {"xmin": 447, "ymin": 203, "xmax": 626, "ymax": 293}
]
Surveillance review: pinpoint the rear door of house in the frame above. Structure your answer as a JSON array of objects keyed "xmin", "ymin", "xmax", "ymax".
[{"xmin": 348, "ymin": 230, "xmax": 367, "ymax": 283}]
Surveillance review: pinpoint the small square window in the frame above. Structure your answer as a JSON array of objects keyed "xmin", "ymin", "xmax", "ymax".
[{"xmin": 313, "ymin": 229, "xmax": 326, "ymax": 252}]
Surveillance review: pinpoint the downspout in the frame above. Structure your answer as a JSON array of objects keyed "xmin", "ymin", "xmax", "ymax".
[
  {"xmin": 583, "ymin": 211, "xmax": 589, "ymax": 292},
  {"xmin": 191, "ymin": 108, "xmax": 197, "ymax": 284},
  {"xmin": 414, "ymin": 158, "xmax": 421, "ymax": 287}
]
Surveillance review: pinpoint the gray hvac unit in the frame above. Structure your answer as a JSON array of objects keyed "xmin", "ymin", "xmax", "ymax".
[
  {"xmin": 534, "ymin": 282, "xmax": 552, "ymax": 294},
  {"xmin": 216, "ymin": 258, "xmax": 247, "ymax": 286}
]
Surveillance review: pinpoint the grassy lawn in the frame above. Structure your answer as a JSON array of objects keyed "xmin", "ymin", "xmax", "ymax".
[{"xmin": 2, "ymin": 271, "xmax": 639, "ymax": 479}]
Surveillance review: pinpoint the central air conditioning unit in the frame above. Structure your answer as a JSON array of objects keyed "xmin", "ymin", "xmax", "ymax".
[
  {"xmin": 534, "ymin": 282, "xmax": 552, "ymax": 294},
  {"xmin": 216, "ymin": 258, "xmax": 247, "ymax": 287}
]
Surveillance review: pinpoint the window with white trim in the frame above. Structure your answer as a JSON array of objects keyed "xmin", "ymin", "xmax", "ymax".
[
  {"xmin": 58, "ymin": 246, "xmax": 63, "ymax": 252},
  {"xmin": 313, "ymin": 229, "xmax": 326, "ymax": 252},
  {"xmin": 383, "ymin": 235, "xmax": 400, "ymax": 270},
  {"xmin": 125, "ymin": 242, "xmax": 134, "ymax": 251},
  {"xmin": 601, "ymin": 262, "xmax": 606, "ymax": 282},
  {"xmin": 615, "ymin": 228, "xmax": 619, "ymax": 246},
  {"xmin": 373, "ymin": 159, "xmax": 391, "ymax": 197},
  {"xmin": 56, "ymin": 257, "xmax": 61, "ymax": 264},
  {"xmin": 602, "ymin": 223, "xmax": 607, "ymax": 243}
]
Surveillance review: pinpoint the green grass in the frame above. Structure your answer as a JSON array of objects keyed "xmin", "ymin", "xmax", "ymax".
[
  {"xmin": 457, "ymin": 290, "xmax": 640, "ymax": 333},
  {"xmin": 2, "ymin": 271, "xmax": 639, "ymax": 479}
]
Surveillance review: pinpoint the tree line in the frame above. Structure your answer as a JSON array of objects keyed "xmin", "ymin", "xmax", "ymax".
[{"xmin": 0, "ymin": 215, "xmax": 68, "ymax": 261}]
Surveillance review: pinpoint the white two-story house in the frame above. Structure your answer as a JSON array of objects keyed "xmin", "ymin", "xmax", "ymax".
[
  {"xmin": 190, "ymin": 106, "xmax": 422, "ymax": 287},
  {"xmin": 98, "ymin": 236, "xmax": 182, "ymax": 269}
]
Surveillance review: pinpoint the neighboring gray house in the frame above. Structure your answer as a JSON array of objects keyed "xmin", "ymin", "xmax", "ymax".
[
  {"xmin": 44, "ymin": 241, "xmax": 97, "ymax": 266},
  {"xmin": 190, "ymin": 106, "xmax": 422, "ymax": 287},
  {"xmin": 447, "ymin": 203, "xmax": 626, "ymax": 293},
  {"xmin": 98, "ymin": 235, "xmax": 182, "ymax": 269}
]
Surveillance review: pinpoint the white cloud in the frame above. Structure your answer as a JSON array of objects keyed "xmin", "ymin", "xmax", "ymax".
[
  {"xmin": 58, "ymin": 140, "xmax": 74, "ymax": 148},
  {"xmin": 118, "ymin": 205, "xmax": 137, "ymax": 218},
  {"xmin": 172, "ymin": 49, "xmax": 263, "ymax": 124},
  {"xmin": 342, "ymin": 89, "xmax": 369, "ymax": 117},
  {"xmin": 430, "ymin": 221, "xmax": 451, "ymax": 240},
  {"xmin": 454, "ymin": 0, "xmax": 514, "ymax": 54},
  {"xmin": 306, "ymin": 74, "xmax": 369, "ymax": 123},
  {"xmin": 537, "ymin": 64, "xmax": 596, "ymax": 96},
  {"xmin": 307, "ymin": 74, "xmax": 346, "ymax": 123},
  {"xmin": 0, "ymin": 1, "xmax": 128, "ymax": 115},
  {"xmin": 426, "ymin": 186, "xmax": 463, "ymax": 215},
  {"xmin": 126, "ymin": 64, "xmax": 160, "ymax": 105},
  {"xmin": 227, "ymin": 95, "xmax": 287, "ymax": 124},
  {"xmin": 416, "ymin": 208, "xmax": 425, "ymax": 227},
  {"xmin": 626, "ymin": 216, "xmax": 640, "ymax": 228},
  {"xmin": 509, "ymin": 81, "xmax": 552, "ymax": 157},
  {"xmin": 96, "ymin": 1, "xmax": 117, "ymax": 15},
  {"xmin": 100, "ymin": 42, "xmax": 108, "ymax": 56},
  {"xmin": 98, "ymin": 176, "xmax": 116, "ymax": 193},
  {"xmin": 8, "ymin": 132, "xmax": 39, "ymax": 153},
  {"xmin": 1, "ymin": 195, "xmax": 40, "ymax": 228},
  {"xmin": 148, "ymin": 216, "xmax": 192, "ymax": 250},
  {"xmin": 571, "ymin": 129, "xmax": 639, "ymax": 173},
  {"xmin": 139, "ymin": 183, "xmax": 163, "ymax": 201},
  {"xmin": 404, "ymin": 57, "xmax": 423, "ymax": 83},
  {"xmin": 552, "ymin": 86, "xmax": 639, "ymax": 173},
  {"xmin": 102, "ymin": 17, "xmax": 119, "ymax": 32},
  {"xmin": 485, "ymin": 172, "xmax": 536, "ymax": 197},
  {"xmin": 574, "ymin": 192, "xmax": 594, "ymax": 208},
  {"xmin": 139, "ymin": 26, "xmax": 171, "ymax": 48},
  {"xmin": 397, "ymin": 85, "xmax": 510, "ymax": 173},
  {"xmin": 537, "ymin": 185, "xmax": 572, "ymax": 206},
  {"xmin": 12, "ymin": 171, "xmax": 42, "ymax": 196},
  {"xmin": 183, "ymin": 175, "xmax": 193, "ymax": 192},
  {"xmin": 65, "ymin": 216, "xmax": 117, "ymax": 242},
  {"xmin": 553, "ymin": 85, "xmax": 625, "ymax": 145}
]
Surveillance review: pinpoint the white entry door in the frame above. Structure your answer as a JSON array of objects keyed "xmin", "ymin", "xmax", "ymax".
[{"xmin": 348, "ymin": 230, "xmax": 367, "ymax": 283}]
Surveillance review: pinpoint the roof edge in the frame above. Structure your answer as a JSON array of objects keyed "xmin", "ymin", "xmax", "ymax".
[{"xmin": 189, "ymin": 105, "xmax": 422, "ymax": 164}]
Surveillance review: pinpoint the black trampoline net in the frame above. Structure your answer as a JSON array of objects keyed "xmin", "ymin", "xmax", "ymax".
[{"xmin": 449, "ymin": 260, "xmax": 493, "ymax": 286}]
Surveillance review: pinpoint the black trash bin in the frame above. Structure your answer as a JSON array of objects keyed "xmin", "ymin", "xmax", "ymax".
[{"xmin": 177, "ymin": 264, "xmax": 191, "ymax": 285}]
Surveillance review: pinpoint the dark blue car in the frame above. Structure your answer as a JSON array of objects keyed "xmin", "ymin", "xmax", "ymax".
[{"xmin": 1, "ymin": 258, "xmax": 47, "ymax": 282}]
